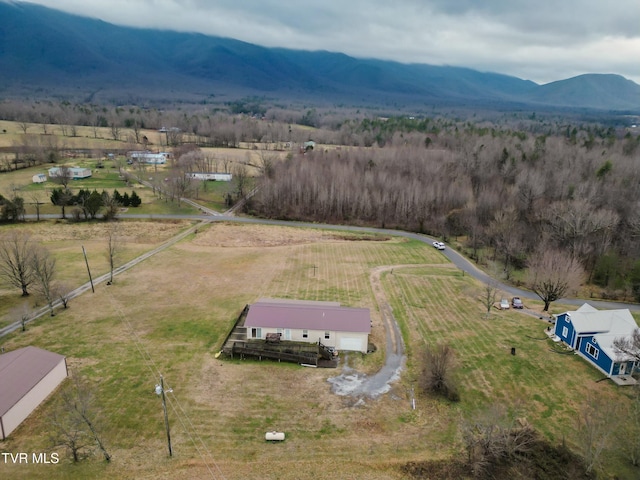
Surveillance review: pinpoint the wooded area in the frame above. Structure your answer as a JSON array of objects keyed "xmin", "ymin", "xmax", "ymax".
[
  {"xmin": 248, "ymin": 118, "xmax": 640, "ymax": 299},
  {"xmin": 1, "ymin": 99, "xmax": 639, "ymax": 298}
]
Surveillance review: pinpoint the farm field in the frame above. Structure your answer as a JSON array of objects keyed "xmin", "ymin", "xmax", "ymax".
[
  {"xmin": 0, "ymin": 221, "xmax": 637, "ymax": 479},
  {"xmin": 0, "ymin": 220, "xmax": 194, "ymax": 328},
  {"xmin": 0, "ymin": 118, "xmax": 290, "ymax": 215}
]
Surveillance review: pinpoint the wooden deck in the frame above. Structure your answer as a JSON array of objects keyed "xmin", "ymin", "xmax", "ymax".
[{"xmin": 220, "ymin": 305, "xmax": 338, "ymax": 368}]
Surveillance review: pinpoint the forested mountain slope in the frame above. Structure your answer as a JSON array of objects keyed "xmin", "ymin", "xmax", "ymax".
[{"xmin": 1, "ymin": 1, "xmax": 639, "ymax": 110}]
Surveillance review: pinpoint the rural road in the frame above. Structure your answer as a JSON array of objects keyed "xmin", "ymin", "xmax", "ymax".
[{"xmin": 7, "ymin": 210, "xmax": 639, "ymax": 399}]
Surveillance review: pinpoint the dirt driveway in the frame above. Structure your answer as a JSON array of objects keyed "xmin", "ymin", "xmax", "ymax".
[{"xmin": 328, "ymin": 265, "xmax": 419, "ymax": 398}]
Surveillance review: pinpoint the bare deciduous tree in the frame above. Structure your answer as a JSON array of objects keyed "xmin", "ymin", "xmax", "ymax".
[
  {"xmin": 50, "ymin": 406, "xmax": 93, "ymax": 462},
  {"xmin": 618, "ymin": 386, "xmax": 640, "ymax": 466},
  {"xmin": 0, "ymin": 231, "xmax": 37, "ymax": 296},
  {"xmin": 53, "ymin": 165, "xmax": 73, "ymax": 189},
  {"xmin": 526, "ymin": 247, "xmax": 584, "ymax": 311},
  {"xmin": 30, "ymin": 192, "xmax": 44, "ymax": 222},
  {"xmin": 106, "ymin": 225, "xmax": 120, "ymax": 284},
  {"xmin": 102, "ymin": 192, "xmax": 120, "ymax": 221},
  {"xmin": 576, "ymin": 394, "xmax": 617, "ymax": 475},
  {"xmin": 110, "ymin": 122, "xmax": 120, "ymax": 141},
  {"xmin": 462, "ymin": 403, "xmax": 537, "ymax": 478},
  {"xmin": 613, "ymin": 329, "xmax": 640, "ymax": 363},
  {"xmin": 258, "ymin": 149, "xmax": 276, "ymax": 178},
  {"xmin": 481, "ymin": 276, "xmax": 500, "ymax": 318},
  {"xmin": 233, "ymin": 163, "xmax": 249, "ymax": 200},
  {"xmin": 53, "ymin": 281, "xmax": 72, "ymax": 309},
  {"xmin": 9, "ymin": 302, "xmax": 31, "ymax": 332},
  {"xmin": 32, "ymin": 246, "xmax": 57, "ymax": 316},
  {"xmin": 50, "ymin": 372, "xmax": 111, "ymax": 463}
]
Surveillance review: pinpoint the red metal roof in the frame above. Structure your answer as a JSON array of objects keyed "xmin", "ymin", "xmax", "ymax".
[
  {"xmin": 0, "ymin": 346, "xmax": 66, "ymax": 417},
  {"xmin": 245, "ymin": 301, "xmax": 371, "ymax": 333}
]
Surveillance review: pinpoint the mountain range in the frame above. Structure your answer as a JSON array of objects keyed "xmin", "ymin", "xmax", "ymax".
[{"xmin": 1, "ymin": 1, "xmax": 639, "ymax": 111}]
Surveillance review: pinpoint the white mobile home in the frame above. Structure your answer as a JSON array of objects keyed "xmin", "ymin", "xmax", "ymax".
[
  {"xmin": 128, "ymin": 151, "xmax": 171, "ymax": 164},
  {"xmin": 244, "ymin": 299, "xmax": 371, "ymax": 353},
  {"xmin": 186, "ymin": 172, "xmax": 233, "ymax": 182},
  {"xmin": 48, "ymin": 167, "xmax": 92, "ymax": 179}
]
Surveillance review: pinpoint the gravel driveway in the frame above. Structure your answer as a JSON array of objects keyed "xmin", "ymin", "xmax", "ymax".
[{"xmin": 328, "ymin": 265, "xmax": 408, "ymax": 398}]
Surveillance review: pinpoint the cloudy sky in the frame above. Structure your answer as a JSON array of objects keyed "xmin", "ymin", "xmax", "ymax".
[{"xmin": 18, "ymin": 0, "xmax": 640, "ymax": 84}]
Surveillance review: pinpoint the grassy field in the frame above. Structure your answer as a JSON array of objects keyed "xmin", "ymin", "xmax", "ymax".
[
  {"xmin": 0, "ymin": 118, "xmax": 290, "ymax": 216},
  {"xmin": 0, "ymin": 220, "xmax": 194, "ymax": 328},
  {"xmin": 0, "ymin": 222, "xmax": 638, "ymax": 479}
]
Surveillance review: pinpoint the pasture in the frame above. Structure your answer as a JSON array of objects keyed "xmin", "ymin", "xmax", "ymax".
[
  {"xmin": 0, "ymin": 118, "xmax": 288, "ymax": 215},
  {"xmin": 0, "ymin": 222, "xmax": 636, "ymax": 479}
]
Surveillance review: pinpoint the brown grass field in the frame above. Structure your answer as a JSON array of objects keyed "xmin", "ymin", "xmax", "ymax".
[{"xmin": 0, "ymin": 221, "xmax": 637, "ymax": 479}]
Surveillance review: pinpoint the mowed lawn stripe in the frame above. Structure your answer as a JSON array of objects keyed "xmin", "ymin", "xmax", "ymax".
[{"xmin": 382, "ymin": 267, "xmax": 623, "ymax": 444}]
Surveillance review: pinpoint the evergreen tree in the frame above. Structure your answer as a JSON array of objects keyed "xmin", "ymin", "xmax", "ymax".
[
  {"xmin": 129, "ymin": 191, "xmax": 142, "ymax": 207},
  {"xmin": 50, "ymin": 187, "xmax": 74, "ymax": 219},
  {"xmin": 85, "ymin": 190, "xmax": 104, "ymax": 219}
]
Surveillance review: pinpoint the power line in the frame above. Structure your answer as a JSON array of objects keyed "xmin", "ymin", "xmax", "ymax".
[{"xmin": 107, "ymin": 292, "xmax": 226, "ymax": 479}]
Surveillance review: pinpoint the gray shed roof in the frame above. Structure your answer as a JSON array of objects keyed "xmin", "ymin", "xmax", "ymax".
[
  {"xmin": 245, "ymin": 301, "xmax": 371, "ymax": 333},
  {"xmin": 0, "ymin": 346, "xmax": 66, "ymax": 417}
]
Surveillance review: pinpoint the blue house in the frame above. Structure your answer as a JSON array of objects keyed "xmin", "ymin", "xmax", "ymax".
[{"xmin": 554, "ymin": 303, "xmax": 638, "ymax": 381}]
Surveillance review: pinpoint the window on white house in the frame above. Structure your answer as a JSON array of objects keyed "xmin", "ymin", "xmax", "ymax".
[
  {"xmin": 302, "ymin": 329, "xmax": 308, "ymax": 339},
  {"xmin": 562, "ymin": 326, "xmax": 568, "ymax": 338},
  {"xmin": 325, "ymin": 331, "xmax": 330, "ymax": 339},
  {"xmin": 585, "ymin": 343, "xmax": 599, "ymax": 359},
  {"xmin": 251, "ymin": 327, "xmax": 262, "ymax": 339}
]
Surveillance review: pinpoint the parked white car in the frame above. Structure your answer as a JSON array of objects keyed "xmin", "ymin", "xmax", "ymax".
[
  {"xmin": 432, "ymin": 241, "xmax": 446, "ymax": 250},
  {"xmin": 499, "ymin": 299, "xmax": 510, "ymax": 310}
]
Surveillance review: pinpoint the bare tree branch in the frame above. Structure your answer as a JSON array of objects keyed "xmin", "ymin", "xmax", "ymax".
[
  {"xmin": 526, "ymin": 247, "xmax": 584, "ymax": 311},
  {"xmin": 0, "ymin": 231, "xmax": 37, "ymax": 296}
]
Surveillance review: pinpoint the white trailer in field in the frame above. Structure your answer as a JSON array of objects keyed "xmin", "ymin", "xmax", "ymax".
[
  {"xmin": 186, "ymin": 172, "xmax": 233, "ymax": 182},
  {"xmin": 128, "ymin": 151, "xmax": 172, "ymax": 164}
]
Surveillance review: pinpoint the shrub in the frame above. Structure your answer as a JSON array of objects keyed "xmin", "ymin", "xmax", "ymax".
[{"xmin": 419, "ymin": 343, "xmax": 460, "ymax": 402}]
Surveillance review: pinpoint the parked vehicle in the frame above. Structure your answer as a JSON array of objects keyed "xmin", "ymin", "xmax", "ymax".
[
  {"xmin": 512, "ymin": 297, "xmax": 523, "ymax": 309},
  {"xmin": 499, "ymin": 299, "xmax": 510, "ymax": 310},
  {"xmin": 432, "ymin": 241, "xmax": 446, "ymax": 250}
]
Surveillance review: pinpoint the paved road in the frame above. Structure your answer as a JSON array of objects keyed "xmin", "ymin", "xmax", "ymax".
[{"xmin": 6, "ymin": 210, "xmax": 637, "ymax": 339}]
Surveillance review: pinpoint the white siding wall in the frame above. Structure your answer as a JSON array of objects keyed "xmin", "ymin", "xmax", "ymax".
[
  {"xmin": 1, "ymin": 359, "xmax": 67, "ymax": 439},
  {"xmin": 336, "ymin": 333, "xmax": 368, "ymax": 353},
  {"xmin": 255, "ymin": 328, "xmax": 368, "ymax": 353}
]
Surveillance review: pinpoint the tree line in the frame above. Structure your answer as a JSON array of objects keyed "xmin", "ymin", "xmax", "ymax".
[{"xmin": 249, "ymin": 124, "xmax": 640, "ymax": 300}]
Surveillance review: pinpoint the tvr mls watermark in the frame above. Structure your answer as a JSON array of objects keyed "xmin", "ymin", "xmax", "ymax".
[{"xmin": 2, "ymin": 452, "xmax": 59, "ymax": 464}]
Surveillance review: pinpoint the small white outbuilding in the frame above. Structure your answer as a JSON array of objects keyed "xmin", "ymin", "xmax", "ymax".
[{"xmin": 32, "ymin": 173, "xmax": 47, "ymax": 184}]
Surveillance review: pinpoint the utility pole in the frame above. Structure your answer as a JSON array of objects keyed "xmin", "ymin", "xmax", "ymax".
[
  {"xmin": 155, "ymin": 375, "xmax": 173, "ymax": 457},
  {"xmin": 82, "ymin": 245, "xmax": 95, "ymax": 293}
]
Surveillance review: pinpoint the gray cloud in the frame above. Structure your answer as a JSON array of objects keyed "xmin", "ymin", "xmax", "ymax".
[{"xmin": 17, "ymin": 0, "xmax": 640, "ymax": 84}]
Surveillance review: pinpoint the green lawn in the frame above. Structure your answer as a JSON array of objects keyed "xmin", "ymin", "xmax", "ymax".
[{"xmin": 0, "ymin": 223, "xmax": 637, "ymax": 479}]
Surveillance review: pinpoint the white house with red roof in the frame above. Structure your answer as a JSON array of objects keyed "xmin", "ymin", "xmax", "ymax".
[{"xmin": 243, "ymin": 299, "xmax": 371, "ymax": 353}]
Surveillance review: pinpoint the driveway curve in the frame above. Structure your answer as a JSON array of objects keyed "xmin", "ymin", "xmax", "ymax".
[{"xmin": 328, "ymin": 265, "xmax": 409, "ymax": 398}]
